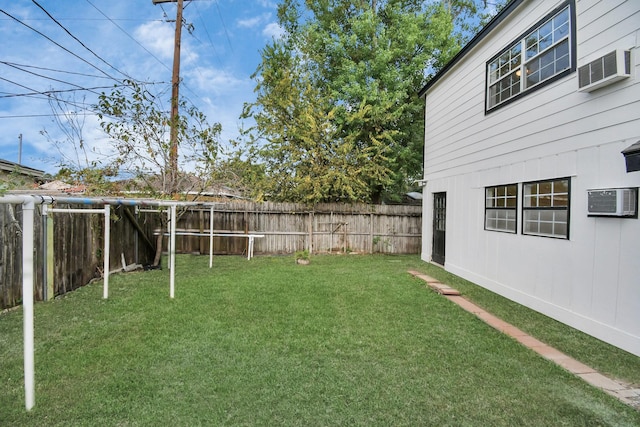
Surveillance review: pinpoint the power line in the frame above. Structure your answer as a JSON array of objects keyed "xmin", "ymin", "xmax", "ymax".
[
  {"xmin": 31, "ymin": 0, "xmax": 133, "ymax": 81},
  {"xmin": 0, "ymin": 113, "xmax": 98, "ymax": 119},
  {"xmin": 213, "ymin": 0, "xmax": 233, "ymax": 52},
  {"xmin": 0, "ymin": 83, "xmax": 137, "ymax": 99},
  {"xmin": 0, "ymin": 8, "xmax": 121, "ymax": 83},
  {"xmin": 1, "ymin": 61, "xmax": 100, "ymax": 95},
  {"xmin": 0, "ymin": 61, "xmax": 113, "ymax": 80},
  {"xmin": 84, "ymin": 0, "xmax": 172, "ymax": 74},
  {"xmin": 192, "ymin": 0, "xmax": 223, "ymax": 67}
]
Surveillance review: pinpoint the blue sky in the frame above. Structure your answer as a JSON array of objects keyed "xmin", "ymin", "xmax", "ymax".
[{"xmin": 0, "ymin": 0, "xmax": 283, "ymax": 174}]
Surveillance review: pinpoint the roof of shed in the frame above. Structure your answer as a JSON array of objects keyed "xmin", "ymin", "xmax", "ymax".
[{"xmin": 0, "ymin": 158, "xmax": 45, "ymax": 178}]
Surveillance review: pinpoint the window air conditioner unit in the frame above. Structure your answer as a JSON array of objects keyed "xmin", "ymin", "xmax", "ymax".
[
  {"xmin": 587, "ymin": 188, "xmax": 637, "ymax": 217},
  {"xmin": 578, "ymin": 49, "xmax": 631, "ymax": 92}
]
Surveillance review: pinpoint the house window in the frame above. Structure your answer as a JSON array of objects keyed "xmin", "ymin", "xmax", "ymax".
[
  {"xmin": 485, "ymin": 184, "xmax": 517, "ymax": 233},
  {"xmin": 523, "ymin": 178, "xmax": 570, "ymax": 239},
  {"xmin": 487, "ymin": 2, "xmax": 574, "ymax": 112}
]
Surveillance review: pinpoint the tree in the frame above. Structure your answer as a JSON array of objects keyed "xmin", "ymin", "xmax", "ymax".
[
  {"xmin": 40, "ymin": 93, "xmax": 117, "ymax": 193},
  {"xmin": 96, "ymin": 80, "xmax": 221, "ymax": 197},
  {"xmin": 241, "ymin": 42, "xmax": 394, "ymax": 203},
  {"xmin": 242, "ymin": 0, "xmax": 491, "ymax": 203},
  {"xmin": 97, "ymin": 79, "xmax": 222, "ymax": 265}
]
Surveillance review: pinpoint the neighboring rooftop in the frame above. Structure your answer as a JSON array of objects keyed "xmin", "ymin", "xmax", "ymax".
[{"xmin": 0, "ymin": 158, "xmax": 45, "ymax": 179}]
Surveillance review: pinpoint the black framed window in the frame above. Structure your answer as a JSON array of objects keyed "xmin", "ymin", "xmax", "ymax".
[
  {"xmin": 485, "ymin": 184, "xmax": 518, "ymax": 233},
  {"xmin": 486, "ymin": 1, "xmax": 575, "ymax": 112},
  {"xmin": 522, "ymin": 177, "xmax": 570, "ymax": 239}
]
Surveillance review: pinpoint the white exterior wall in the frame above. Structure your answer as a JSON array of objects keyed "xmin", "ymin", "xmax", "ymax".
[{"xmin": 421, "ymin": 0, "xmax": 640, "ymax": 356}]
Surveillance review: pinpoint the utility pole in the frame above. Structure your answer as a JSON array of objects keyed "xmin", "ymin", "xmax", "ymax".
[
  {"xmin": 152, "ymin": 0, "xmax": 183, "ymax": 195},
  {"xmin": 18, "ymin": 133, "xmax": 23, "ymax": 164}
]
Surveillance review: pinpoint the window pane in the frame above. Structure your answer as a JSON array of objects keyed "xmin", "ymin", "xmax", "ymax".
[
  {"xmin": 539, "ymin": 21, "xmax": 552, "ymax": 40},
  {"xmin": 554, "ymin": 222, "xmax": 567, "ymax": 237},
  {"xmin": 539, "ymin": 218, "xmax": 553, "ymax": 235},
  {"xmin": 556, "ymin": 54, "xmax": 569, "ymax": 73},
  {"xmin": 539, "ymin": 181, "xmax": 552, "ymax": 194},
  {"xmin": 539, "ymin": 195, "xmax": 552, "ymax": 207},
  {"xmin": 526, "ymin": 35, "xmax": 538, "ymax": 59},
  {"xmin": 553, "ymin": 179, "xmax": 568, "ymax": 193},
  {"xmin": 553, "ymin": 8, "xmax": 569, "ymax": 41},
  {"xmin": 554, "ymin": 17, "xmax": 569, "ymax": 42},
  {"xmin": 539, "ymin": 32, "xmax": 552, "ymax": 51},
  {"xmin": 489, "ymin": 63, "xmax": 499, "ymax": 83}
]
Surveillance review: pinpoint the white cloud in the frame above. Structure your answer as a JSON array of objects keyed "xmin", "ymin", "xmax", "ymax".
[
  {"xmin": 237, "ymin": 16, "xmax": 264, "ymax": 29},
  {"xmin": 134, "ymin": 21, "xmax": 175, "ymax": 61},
  {"xmin": 186, "ymin": 67, "xmax": 246, "ymax": 94},
  {"xmin": 262, "ymin": 22, "xmax": 285, "ymax": 39}
]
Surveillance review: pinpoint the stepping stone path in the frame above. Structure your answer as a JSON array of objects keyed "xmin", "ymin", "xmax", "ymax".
[{"xmin": 408, "ymin": 270, "xmax": 640, "ymax": 410}]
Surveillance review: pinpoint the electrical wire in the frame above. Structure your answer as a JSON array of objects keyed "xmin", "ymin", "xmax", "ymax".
[
  {"xmin": 0, "ymin": 61, "xmax": 113, "ymax": 81},
  {"xmin": 213, "ymin": 0, "xmax": 233, "ymax": 52},
  {"xmin": 0, "ymin": 8, "xmax": 121, "ymax": 83},
  {"xmin": 1, "ymin": 62, "xmax": 100, "ymax": 95},
  {"xmin": 31, "ymin": 0, "xmax": 133, "ymax": 81},
  {"xmin": 192, "ymin": 0, "xmax": 223, "ymax": 67},
  {"xmin": 84, "ymin": 0, "xmax": 172, "ymax": 74}
]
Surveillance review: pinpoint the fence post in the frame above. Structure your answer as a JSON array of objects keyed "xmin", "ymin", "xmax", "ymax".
[
  {"xmin": 308, "ymin": 211, "xmax": 314, "ymax": 254},
  {"xmin": 369, "ymin": 212, "xmax": 374, "ymax": 254}
]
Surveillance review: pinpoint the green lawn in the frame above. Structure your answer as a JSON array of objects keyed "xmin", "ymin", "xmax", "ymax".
[{"xmin": 1, "ymin": 254, "xmax": 639, "ymax": 426}]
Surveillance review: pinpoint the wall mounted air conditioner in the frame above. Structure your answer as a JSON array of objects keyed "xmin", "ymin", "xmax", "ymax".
[
  {"xmin": 578, "ymin": 49, "xmax": 631, "ymax": 92},
  {"xmin": 587, "ymin": 188, "xmax": 638, "ymax": 217}
]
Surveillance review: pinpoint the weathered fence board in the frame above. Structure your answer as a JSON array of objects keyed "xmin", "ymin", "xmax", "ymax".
[{"xmin": 173, "ymin": 202, "xmax": 422, "ymax": 256}]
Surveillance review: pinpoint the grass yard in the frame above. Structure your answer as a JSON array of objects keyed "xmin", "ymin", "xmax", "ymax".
[{"xmin": 1, "ymin": 254, "xmax": 639, "ymax": 426}]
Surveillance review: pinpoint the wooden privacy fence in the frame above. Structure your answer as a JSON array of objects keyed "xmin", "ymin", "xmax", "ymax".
[
  {"xmin": 0, "ymin": 203, "xmax": 157, "ymax": 310},
  {"xmin": 1, "ymin": 200, "xmax": 420, "ymax": 310},
  {"xmin": 172, "ymin": 201, "xmax": 422, "ymax": 256}
]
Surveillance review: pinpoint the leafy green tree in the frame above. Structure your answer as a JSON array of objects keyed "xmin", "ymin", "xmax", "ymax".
[
  {"xmin": 242, "ymin": 42, "xmax": 394, "ymax": 203},
  {"xmin": 242, "ymin": 0, "xmax": 490, "ymax": 203},
  {"xmin": 97, "ymin": 80, "xmax": 222, "ymax": 265},
  {"xmin": 96, "ymin": 80, "xmax": 221, "ymax": 197}
]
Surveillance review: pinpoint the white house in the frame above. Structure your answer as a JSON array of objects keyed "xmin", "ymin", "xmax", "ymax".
[{"xmin": 418, "ymin": 0, "xmax": 640, "ymax": 356}]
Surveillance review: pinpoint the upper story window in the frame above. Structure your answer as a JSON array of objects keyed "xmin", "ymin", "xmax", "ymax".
[{"xmin": 486, "ymin": 1, "xmax": 575, "ymax": 112}]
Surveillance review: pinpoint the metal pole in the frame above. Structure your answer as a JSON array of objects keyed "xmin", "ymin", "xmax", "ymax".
[
  {"xmin": 169, "ymin": 204, "xmax": 176, "ymax": 298},
  {"xmin": 18, "ymin": 133, "xmax": 23, "ymax": 165},
  {"xmin": 22, "ymin": 198, "xmax": 35, "ymax": 410},
  {"xmin": 209, "ymin": 205, "xmax": 214, "ymax": 268},
  {"xmin": 104, "ymin": 205, "xmax": 110, "ymax": 299}
]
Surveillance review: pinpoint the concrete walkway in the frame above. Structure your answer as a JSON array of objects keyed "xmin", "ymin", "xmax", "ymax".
[{"xmin": 408, "ymin": 270, "xmax": 640, "ymax": 410}]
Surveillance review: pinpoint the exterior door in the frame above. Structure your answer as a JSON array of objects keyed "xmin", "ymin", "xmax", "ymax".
[{"xmin": 432, "ymin": 192, "xmax": 446, "ymax": 265}]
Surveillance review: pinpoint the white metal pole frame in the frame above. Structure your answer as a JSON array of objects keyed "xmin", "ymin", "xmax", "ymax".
[
  {"xmin": 209, "ymin": 205, "xmax": 214, "ymax": 268},
  {"xmin": 21, "ymin": 197, "xmax": 36, "ymax": 411},
  {"xmin": 104, "ymin": 204, "xmax": 111, "ymax": 299},
  {"xmin": 0, "ymin": 194, "xmax": 214, "ymax": 411},
  {"xmin": 46, "ymin": 207, "xmax": 111, "ymax": 298},
  {"xmin": 169, "ymin": 204, "xmax": 177, "ymax": 298}
]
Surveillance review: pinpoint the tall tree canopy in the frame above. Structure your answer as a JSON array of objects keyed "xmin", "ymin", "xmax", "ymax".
[{"xmin": 241, "ymin": 0, "xmax": 493, "ymax": 203}]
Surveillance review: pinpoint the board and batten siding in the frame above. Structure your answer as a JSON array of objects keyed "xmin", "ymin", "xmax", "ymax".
[{"xmin": 421, "ymin": 0, "xmax": 640, "ymax": 356}]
